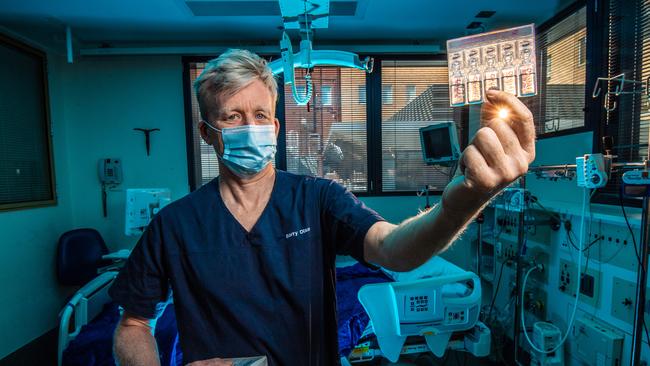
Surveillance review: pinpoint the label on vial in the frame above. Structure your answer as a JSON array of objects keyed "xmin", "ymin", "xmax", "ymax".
[
  {"xmin": 447, "ymin": 24, "xmax": 537, "ymax": 106},
  {"xmin": 502, "ymin": 74, "xmax": 518, "ymax": 95},
  {"xmin": 450, "ymin": 81, "xmax": 466, "ymax": 106}
]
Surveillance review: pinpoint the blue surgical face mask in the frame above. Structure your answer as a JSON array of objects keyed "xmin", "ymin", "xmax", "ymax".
[{"xmin": 203, "ymin": 122, "xmax": 277, "ymax": 178}]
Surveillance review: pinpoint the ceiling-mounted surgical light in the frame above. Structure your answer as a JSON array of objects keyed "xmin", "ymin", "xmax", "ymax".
[{"xmin": 268, "ymin": 0, "xmax": 374, "ymax": 105}]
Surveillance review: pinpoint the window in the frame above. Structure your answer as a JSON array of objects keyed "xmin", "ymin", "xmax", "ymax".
[
  {"xmin": 380, "ymin": 60, "xmax": 465, "ymax": 192},
  {"xmin": 0, "ymin": 34, "xmax": 56, "ymax": 210},
  {"xmin": 595, "ymin": 0, "xmax": 650, "ymax": 203},
  {"xmin": 358, "ymin": 85, "xmax": 366, "ymax": 105},
  {"xmin": 321, "ymin": 85, "xmax": 333, "ymax": 106},
  {"xmin": 284, "ymin": 68, "xmax": 368, "ymax": 192},
  {"xmin": 406, "ymin": 85, "xmax": 417, "ymax": 103},
  {"xmin": 382, "ymin": 84, "xmax": 394, "ymax": 105},
  {"xmin": 184, "ymin": 58, "xmax": 467, "ymax": 195},
  {"xmin": 525, "ymin": 6, "xmax": 587, "ymax": 135},
  {"xmin": 578, "ymin": 36, "xmax": 586, "ymax": 65}
]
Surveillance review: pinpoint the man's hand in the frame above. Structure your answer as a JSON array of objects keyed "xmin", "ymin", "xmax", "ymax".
[{"xmin": 443, "ymin": 89, "xmax": 536, "ymax": 213}]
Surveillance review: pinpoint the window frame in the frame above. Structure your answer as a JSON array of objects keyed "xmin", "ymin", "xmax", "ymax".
[
  {"xmin": 182, "ymin": 54, "xmax": 468, "ymax": 196},
  {"xmin": 534, "ymin": 0, "xmax": 592, "ymax": 140},
  {"xmin": 0, "ymin": 33, "xmax": 57, "ymax": 211}
]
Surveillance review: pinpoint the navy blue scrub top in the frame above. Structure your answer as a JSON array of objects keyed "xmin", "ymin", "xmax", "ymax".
[{"xmin": 109, "ymin": 170, "xmax": 384, "ymax": 365}]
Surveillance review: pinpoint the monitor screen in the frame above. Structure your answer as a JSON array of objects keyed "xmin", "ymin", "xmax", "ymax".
[{"xmin": 422, "ymin": 128, "xmax": 453, "ymax": 160}]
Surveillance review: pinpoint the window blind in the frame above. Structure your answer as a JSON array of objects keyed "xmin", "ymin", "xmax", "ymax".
[
  {"xmin": 380, "ymin": 60, "xmax": 464, "ymax": 192},
  {"xmin": 0, "ymin": 35, "xmax": 55, "ymax": 209},
  {"xmin": 595, "ymin": 0, "xmax": 650, "ymax": 202},
  {"xmin": 284, "ymin": 67, "xmax": 368, "ymax": 192},
  {"xmin": 525, "ymin": 6, "xmax": 587, "ymax": 135},
  {"xmin": 605, "ymin": 0, "xmax": 650, "ymax": 162},
  {"xmin": 187, "ymin": 62, "xmax": 220, "ymax": 188}
]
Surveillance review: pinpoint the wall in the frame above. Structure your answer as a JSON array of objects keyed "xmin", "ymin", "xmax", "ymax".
[
  {"xmin": 0, "ymin": 53, "xmax": 190, "ymax": 359},
  {"xmin": 61, "ymin": 55, "xmax": 189, "ymax": 251},
  {"xmin": 0, "ymin": 56, "xmax": 76, "ymax": 359}
]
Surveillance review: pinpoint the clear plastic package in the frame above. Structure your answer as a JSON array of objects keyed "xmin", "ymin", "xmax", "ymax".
[{"xmin": 446, "ymin": 24, "xmax": 537, "ymax": 106}]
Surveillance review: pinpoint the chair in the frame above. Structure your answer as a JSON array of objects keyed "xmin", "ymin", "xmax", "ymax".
[{"xmin": 56, "ymin": 228, "xmax": 109, "ymax": 286}]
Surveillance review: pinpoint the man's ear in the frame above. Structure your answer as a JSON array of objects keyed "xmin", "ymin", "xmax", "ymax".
[
  {"xmin": 198, "ymin": 121, "xmax": 212, "ymax": 144},
  {"xmin": 274, "ymin": 118, "xmax": 280, "ymax": 138}
]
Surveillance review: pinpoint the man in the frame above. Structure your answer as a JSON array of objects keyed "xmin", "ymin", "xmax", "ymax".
[{"xmin": 110, "ymin": 49, "xmax": 535, "ymax": 365}]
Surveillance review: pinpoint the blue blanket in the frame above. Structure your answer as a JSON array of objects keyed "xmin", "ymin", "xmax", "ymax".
[
  {"xmin": 62, "ymin": 263, "xmax": 391, "ymax": 364},
  {"xmin": 62, "ymin": 302, "xmax": 181, "ymax": 366},
  {"xmin": 335, "ymin": 263, "xmax": 393, "ymax": 356}
]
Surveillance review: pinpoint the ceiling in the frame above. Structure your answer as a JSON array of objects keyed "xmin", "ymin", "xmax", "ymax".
[{"xmin": 0, "ymin": 0, "xmax": 576, "ymax": 53}]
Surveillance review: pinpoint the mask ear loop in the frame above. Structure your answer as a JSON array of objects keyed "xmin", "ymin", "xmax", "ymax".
[
  {"xmin": 200, "ymin": 120, "xmax": 224, "ymax": 150},
  {"xmin": 200, "ymin": 120, "xmax": 221, "ymax": 134}
]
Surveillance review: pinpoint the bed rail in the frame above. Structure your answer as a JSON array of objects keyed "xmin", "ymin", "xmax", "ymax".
[{"xmin": 57, "ymin": 271, "xmax": 118, "ymax": 366}]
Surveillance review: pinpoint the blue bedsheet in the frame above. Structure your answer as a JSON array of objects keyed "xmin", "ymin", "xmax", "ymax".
[
  {"xmin": 62, "ymin": 302, "xmax": 181, "ymax": 366},
  {"xmin": 62, "ymin": 263, "xmax": 390, "ymax": 364},
  {"xmin": 335, "ymin": 263, "xmax": 393, "ymax": 356}
]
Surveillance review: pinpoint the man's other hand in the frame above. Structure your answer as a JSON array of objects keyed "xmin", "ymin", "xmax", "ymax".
[{"xmin": 443, "ymin": 89, "xmax": 536, "ymax": 213}]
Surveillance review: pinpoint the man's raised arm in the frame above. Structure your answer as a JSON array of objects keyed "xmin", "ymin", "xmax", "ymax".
[{"xmin": 364, "ymin": 90, "xmax": 536, "ymax": 271}]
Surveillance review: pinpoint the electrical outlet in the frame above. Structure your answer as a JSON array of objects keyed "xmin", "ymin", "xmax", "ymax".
[
  {"xmin": 611, "ymin": 277, "xmax": 650, "ymax": 325},
  {"xmin": 558, "ymin": 259, "xmax": 601, "ymax": 308},
  {"xmin": 589, "ymin": 222, "xmax": 639, "ymax": 272}
]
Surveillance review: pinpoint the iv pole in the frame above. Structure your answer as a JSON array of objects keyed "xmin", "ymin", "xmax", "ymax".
[{"xmin": 630, "ymin": 144, "xmax": 650, "ymax": 366}]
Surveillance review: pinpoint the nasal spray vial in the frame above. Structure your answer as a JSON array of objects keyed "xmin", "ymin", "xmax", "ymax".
[{"xmin": 446, "ymin": 24, "xmax": 538, "ymax": 107}]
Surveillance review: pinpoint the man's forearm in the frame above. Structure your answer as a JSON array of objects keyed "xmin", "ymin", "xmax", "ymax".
[
  {"xmin": 114, "ymin": 323, "xmax": 161, "ymax": 366},
  {"xmin": 378, "ymin": 178, "xmax": 492, "ymax": 272}
]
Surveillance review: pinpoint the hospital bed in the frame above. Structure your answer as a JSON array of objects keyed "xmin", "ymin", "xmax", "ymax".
[
  {"xmin": 58, "ymin": 255, "xmax": 487, "ymax": 365},
  {"xmin": 57, "ymin": 269, "xmax": 180, "ymax": 366},
  {"xmin": 339, "ymin": 256, "xmax": 491, "ymax": 364}
]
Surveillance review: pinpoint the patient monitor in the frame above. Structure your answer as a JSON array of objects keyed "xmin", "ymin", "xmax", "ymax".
[
  {"xmin": 358, "ymin": 272, "xmax": 487, "ymax": 362},
  {"xmin": 125, "ymin": 188, "xmax": 171, "ymax": 236},
  {"xmin": 419, "ymin": 122, "xmax": 462, "ymax": 166}
]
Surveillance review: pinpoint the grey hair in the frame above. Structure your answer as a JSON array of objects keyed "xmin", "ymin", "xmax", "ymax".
[{"xmin": 193, "ymin": 49, "xmax": 278, "ymax": 122}]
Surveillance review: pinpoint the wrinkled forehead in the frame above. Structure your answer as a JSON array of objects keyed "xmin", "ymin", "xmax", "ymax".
[{"xmin": 215, "ymin": 81, "xmax": 277, "ymax": 114}]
